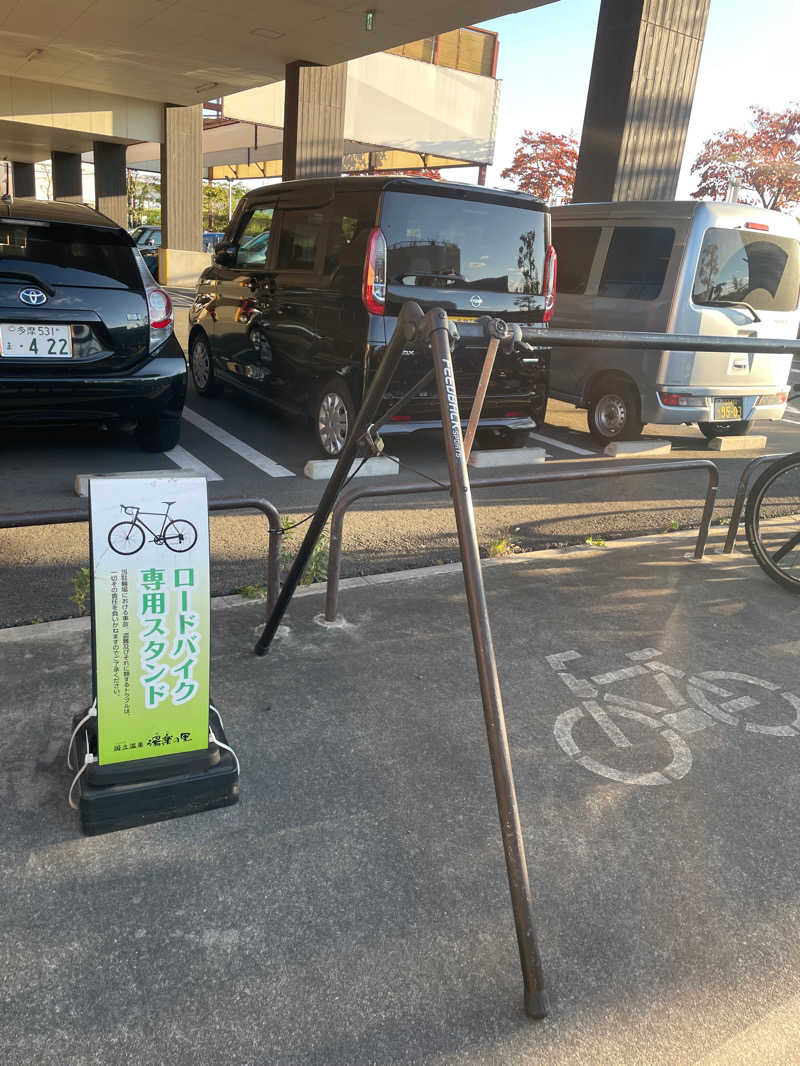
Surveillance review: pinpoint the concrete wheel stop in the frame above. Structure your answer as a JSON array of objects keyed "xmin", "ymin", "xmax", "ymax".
[
  {"xmin": 604, "ymin": 440, "xmax": 672, "ymax": 457},
  {"xmin": 468, "ymin": 446, "xmax": 546, "ymax": 469},
  {"xmin": 707, "ymin": 434, "xmax": 768, "ymax": 451}
]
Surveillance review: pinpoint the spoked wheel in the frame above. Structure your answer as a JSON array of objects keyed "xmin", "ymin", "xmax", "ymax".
[
  {"xmin": 108, "ymin": 521, "xmax": 145, "ymax": 555},
  {"xmin": 163, "ymin": 519, "xmax": 197, "ymax": 553},
  {"xmin": 745, "ymin": 453, "xmax": 800, "ymax": 593}
]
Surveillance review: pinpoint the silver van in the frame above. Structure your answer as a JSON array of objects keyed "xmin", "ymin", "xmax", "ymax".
[{"xmin": 550, "ymin": 201, "xmax": 800, "ymax": 442}]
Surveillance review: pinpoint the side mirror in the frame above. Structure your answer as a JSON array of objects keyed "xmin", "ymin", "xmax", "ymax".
[
  {"xmin": 144, "ymin": 238, "xmax": 155, "ymax": 248},
  {"xmin": 214, "ymin": 243, "xmax": 237, "ymax": 267}
]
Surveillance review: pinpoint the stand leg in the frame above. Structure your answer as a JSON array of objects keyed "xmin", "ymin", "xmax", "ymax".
[
  {"xmin": 427, "ymin": 308, "xmax": 549, "ymax": 1019},
  {"xmin": 254, "ymin": 302, "xmax": 423, "ymax": 657}
]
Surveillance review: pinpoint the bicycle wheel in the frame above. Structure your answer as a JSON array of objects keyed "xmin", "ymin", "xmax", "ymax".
[
  {"xmin": 745, "ymin": 452, "xmax": 800, "ymax": 593},
  {"xmin": 108, "ymin": 521, "xmax": 145, "ymax": 555},
  {"xmin": 163, "ymin": 519, "xmax": 197, "ymax": 553}
]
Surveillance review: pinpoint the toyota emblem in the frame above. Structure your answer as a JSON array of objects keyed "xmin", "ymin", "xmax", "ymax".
[
  {"xmin": 19, "ymin": 287, "xmax": 47, "ymax": 306},
  {"xmin": 470, "ymin": 294, "xmax": 483, "ymax": 308}
]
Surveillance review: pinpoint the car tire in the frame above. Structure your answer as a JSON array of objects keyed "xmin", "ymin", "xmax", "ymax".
[
  {"xmin": 502, "ymin": 428, "xmax": 532, "ymax": 448},
  {"xmin": 315, "ymin": 378, "xmax": 355, "ymax": 457},
  {"xmin": 189, "ymin": 332, "xmax": 223, "ymax": 397},
  {"xmin": 135, "ymin": 414, "xmax": 181, "ymax": 453},
  {"xmin": 697, "ymin": 420, "xmax": 752, "ymax": 439},
  {"xmin": 587, "ymin": 378, "xmax": 643, "ymax": 443}
]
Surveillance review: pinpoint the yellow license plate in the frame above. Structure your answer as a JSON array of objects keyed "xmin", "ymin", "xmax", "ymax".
[
  {"xmin": 714, "ymin": 399, "xmax": 743, "ymax": 420},
  {"xmin": 449, "ymin": 316, "xmax": 478, "ymax": 323}
]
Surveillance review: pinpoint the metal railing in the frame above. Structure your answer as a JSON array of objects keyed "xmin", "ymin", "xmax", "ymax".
[
  {"xmin": 324, "ymin": 459, "xmax": 719, "ymax": 622},
  {"xmin": 0, "ymin": 496, "xmax": 283, "ymax": 615},
  {"xmin": 722, "ymin": 452, "xmax": 792, "ymax": 554}
]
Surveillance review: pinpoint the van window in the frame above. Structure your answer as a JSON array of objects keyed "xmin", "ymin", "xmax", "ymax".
[
  {"xmin": 692, "ymin": 227, "xmax": 800, "ymax": 313},
  {"xmin": 380, "ymin": 190, "xmax": 545, "ymax": 295},
  {"xmin": 324, "ymin": 192, "xmax": 376, "ymax": 276},
  {"xmin": 553, "ymin": 226, "xmax": 601, "ymax": 294},
  {"xmin": 235, "ymin": 205, "xmax": 274, "ymax": 268},
  {"xmin": 599, "ymin": 226, "xmax": 674, "ymax": 300},
  {"xmin": 276, "ymin": 208, "xmax": 324, "ymax": 271}
]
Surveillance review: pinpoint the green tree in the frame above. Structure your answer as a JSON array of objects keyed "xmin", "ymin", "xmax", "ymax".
[
  {"xmin": 203, "ymin": 180, "xmax": 246, "ymax": 231},
  {"xmin": 127, "ymin": 171, "xmax": 160, "ymax": 227}
]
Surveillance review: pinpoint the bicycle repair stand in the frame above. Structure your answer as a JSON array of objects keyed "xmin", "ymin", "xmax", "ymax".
[{"xmin": 253, "ymin": 302, "xmax": 549, "ymax": 1020}]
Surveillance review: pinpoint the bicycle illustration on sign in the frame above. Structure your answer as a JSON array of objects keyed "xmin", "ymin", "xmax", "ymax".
[
  {"xmin": 549, "ymin": 647, "xmax": 800, "ymax": 786},
  {"xmin": 107, "ymin": 501, "xmax": 198, "ymax": 555}
]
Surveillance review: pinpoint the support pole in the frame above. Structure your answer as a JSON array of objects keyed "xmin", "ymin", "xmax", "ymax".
[
  {"xmin": 426, "ymin": 307, "xmax": 548, "ymax": 1019},
  {"xmin": 254, "ymin": 301, "xmax": 423, "ymax": 656}
]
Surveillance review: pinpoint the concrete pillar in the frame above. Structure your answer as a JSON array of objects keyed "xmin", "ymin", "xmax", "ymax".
[
  {"xmin": 94, "ymin": 141, "xmax": 128, "ymax": 226},
  {"xmin": 12, "ymin": 162, "xmax": 36, "ymax": 198},
  {"xmin": 573, "ymin": 0, "xmax": 710, "ymax": 202},
  {"xmin": 160, "ymin": 104, "xmax": 202, "ymax": 252},
  {"xmin": 51, "ymin": 151, "xmax": 83, "ymax": 202},
  {"xmin": 282, "ymin": 61, "xmax": 347, "ymax": 180}
]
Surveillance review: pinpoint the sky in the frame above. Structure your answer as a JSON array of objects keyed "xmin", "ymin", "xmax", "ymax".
[{"xmin": 476, "ymin": 0, "xmax": 800, "ymax": 198}]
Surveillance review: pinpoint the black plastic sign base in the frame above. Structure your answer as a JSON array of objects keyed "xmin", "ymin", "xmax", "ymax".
[{"xmin": 71, "ymin": 714, "xmax": 239, "ymax": 836}]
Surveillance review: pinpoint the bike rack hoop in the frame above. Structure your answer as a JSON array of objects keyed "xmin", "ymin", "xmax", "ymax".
[
  {"xmin": 0, "ymin": 495, "xmax": 284, "ymax": 615},
  {"xmin": 324, "ymin": 459, "xmax": 719, "ymax": 622}
]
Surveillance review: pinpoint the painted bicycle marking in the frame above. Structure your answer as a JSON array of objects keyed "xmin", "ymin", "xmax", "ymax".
[{"xmin": 549, "ymin": 647, "xmax": 800, "ymax": 786}]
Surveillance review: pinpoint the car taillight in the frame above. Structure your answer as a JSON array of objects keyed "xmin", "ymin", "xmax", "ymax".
[
  {"xmin": 745, "ymin": 222, "xmax": 769, "ymax": 232},
  {"xmin": 362, "ymin": 227, "xmax": 387, "ymax": 315},
  {"xmin": 147, "ymin": 286, "xmax": 173, "ymax": 350},
  {"xmin": 543, "ymin": 244, "xmax": 557, "ymax": 323}
]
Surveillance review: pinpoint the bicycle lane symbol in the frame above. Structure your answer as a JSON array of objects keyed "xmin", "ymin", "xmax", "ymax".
[{"xmin": 548, "ymin": 648, "xmax": 800, "ymax": 787}]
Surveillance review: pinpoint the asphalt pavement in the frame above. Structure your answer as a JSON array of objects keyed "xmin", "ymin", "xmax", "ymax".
[{"xmin": 2, "ymin": 527, "xmax": 799, "ymax": 1064}]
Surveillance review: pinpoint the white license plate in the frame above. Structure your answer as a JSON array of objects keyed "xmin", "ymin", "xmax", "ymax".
[{"xmin": 0, "ymin": 324, "xmax": 72, "ymax": 358}]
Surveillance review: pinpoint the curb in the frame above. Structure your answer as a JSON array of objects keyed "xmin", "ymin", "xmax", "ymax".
[{"xmin": 0, "ymin": 524, "xmax": 746, "ymax": 644}]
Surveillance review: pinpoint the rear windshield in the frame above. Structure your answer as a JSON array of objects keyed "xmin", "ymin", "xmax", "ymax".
[
  {"xmin": 692, "ymin": 227, "xmax": 800, "ymax": 313},
  {"xmin": 0, "ymin": 219, "xmax": 140, "ymax": 288},
  {"xmin": 380, "ymin": 190, "xmax": 546, "ymax": 295}
]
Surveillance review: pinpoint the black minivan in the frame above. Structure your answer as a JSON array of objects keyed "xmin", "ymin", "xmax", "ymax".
[
  {"xmin": 188, "ymin": 177, "xmax": 555, "ymax": 456},
  {"xmin": 0, "ymin": 198, "xmax": 186, "ymax": 451}
]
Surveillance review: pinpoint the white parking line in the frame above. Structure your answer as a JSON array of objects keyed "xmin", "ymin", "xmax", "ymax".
[
  {"xmin": 778, "ymin": 417, "xmax": 800, "ymax": 427},
  {"xmin": 528, "ymin": 431, "xmax": 598, "ymax": 457},
  {"xmin": 182, "ymin": 408, "xmax": 294, "ymax": 477},
  {"xmin": 165, "ymin": 444, "xmax": 223, "ymax": 482}
]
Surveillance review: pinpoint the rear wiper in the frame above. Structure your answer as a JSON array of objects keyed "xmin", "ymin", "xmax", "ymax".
[
  {"xmin": 703, "ymin": 299, "xmax": 761, "ymax": 323},
  {"xmin": 0, "ymin": 270, "xmax": 56, "ymax": 296}
]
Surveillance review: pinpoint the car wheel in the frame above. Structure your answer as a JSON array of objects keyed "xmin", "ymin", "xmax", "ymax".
[
  {"xmin": 315, "ymin": 378, "xmax": 355, "ymax": 457},
  {"xmin": 135, "ymin": 414, "xmax": 181, "ymax": 452},
  {"xmin": 503, "ymin": 428, "xmax": 532, "ymax": 448},
  {"xmin": 189, "ymin": 332, "xmax": 222, "ymax": 396},
  {"xmin": 587, "ymin": 378, "xmax": 643, "ymax": 443},
  {"xmin": 697, "ymin": 420, "xmax": 752, "ymax": 439}
]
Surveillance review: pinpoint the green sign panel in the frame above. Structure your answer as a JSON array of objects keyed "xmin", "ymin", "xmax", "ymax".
[{"xmin": 89, "ymin": 476, "xmax": 211, "ymax": 765}]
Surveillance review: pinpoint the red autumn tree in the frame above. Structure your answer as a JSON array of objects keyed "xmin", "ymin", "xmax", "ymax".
[
  {"xmin": 691, "ymin": 105, "xmax": 800, "ymax": 211},
  {"xmin": 500, "ymin": 130, "xmax": 579, "ymax": 203}
]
